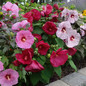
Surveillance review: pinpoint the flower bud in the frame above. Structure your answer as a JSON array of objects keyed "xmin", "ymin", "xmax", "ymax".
[
  {"xmin": 47, "ymin": 54, "xmax": 51, "ymax": 58},
  {"xmin": 68, "ymin": 55, "xmax": 72, "ymax": 60}
]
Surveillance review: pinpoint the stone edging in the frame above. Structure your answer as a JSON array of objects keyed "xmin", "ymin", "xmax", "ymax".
[{"xmin": 47, "ymin": 67, "xmax": 86, "ymax": 86}]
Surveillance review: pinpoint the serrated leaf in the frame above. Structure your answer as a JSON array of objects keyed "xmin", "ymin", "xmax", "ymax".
[
  {"xmin": 68, "ymin": 60, "xmax": 77, "ymax": 72},
  {"xmin": 54, "ymin": 66, "xmax": 62, "ymax": 77}
]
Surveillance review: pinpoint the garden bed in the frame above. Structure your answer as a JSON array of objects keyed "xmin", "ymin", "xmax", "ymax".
[{"xmin": 37, "ymin": 58, "xmax": 86, "ymax": 86}]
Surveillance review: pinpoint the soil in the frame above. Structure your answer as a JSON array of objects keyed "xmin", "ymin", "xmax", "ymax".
[{"xmin": 37, "ymin": 58, "xmax": 86, "ymax": 86}]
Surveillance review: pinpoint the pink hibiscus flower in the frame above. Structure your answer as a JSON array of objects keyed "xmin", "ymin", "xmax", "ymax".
[
  {"xmin": 0, "ymin": 69, "xmax": 19, "ymax": 86},
  {"xmin": 67, "ymin": 10, "xmax": 79, "ymax": 23},
  {"xmin": 16, "ymin": 30, "xmax": 34, "ymax": 49},
  {"xmin": 12, "ymin": 20, "xmax": 30, "ymax": 32},
  {"xmin": 56, "ymin": 21, "xmax": 72, "ymax": 40},
  {"xmin": 61, "ymin": 8, "xmax": 70, "ymax": 20},
  {"xmin": 65, "ymin": 30, "xmax": 81, "ymax": 48},
  {"xmin": 2, "ymin": 2, "xmax": 19, "ymax": 17},
  {"xmin": 0, "ymin": 61, "xmax": 4, "ymax": 71},
  {"xmin": 25, "ymin": 60, "xmax": 44, "ymax": 72},
  {"xmin": 50, "ymin": 48, "xmax": 68, "ymax": 67},
  {"xmin": 80, "ymin": 24, "xmax": 86, "ymax": 36}
]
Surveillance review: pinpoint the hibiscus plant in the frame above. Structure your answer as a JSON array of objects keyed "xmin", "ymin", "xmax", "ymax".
[{"xmin": 0, "ymin": 1, "xmax": 86, "ymax": 86}]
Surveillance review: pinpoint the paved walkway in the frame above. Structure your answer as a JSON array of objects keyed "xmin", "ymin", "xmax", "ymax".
[{"xmin": 47, "ymin": 67, "xmax": 86, "ymax": 86}]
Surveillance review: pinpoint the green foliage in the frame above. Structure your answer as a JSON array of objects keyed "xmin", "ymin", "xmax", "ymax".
[
  {"xmin": 68, "ymin": 59, "xmax": 77, "ymax": 72},
  {"xmin": 54, "ymin": 66, "xmax": 62, "ymax": 77},
  {"xmin": 41, "ymin": 65, "xmax": 53, "ymax": 83},
  {"xmin": 29, "ymin": 72, "xmax": 41, "ymax": 86}
]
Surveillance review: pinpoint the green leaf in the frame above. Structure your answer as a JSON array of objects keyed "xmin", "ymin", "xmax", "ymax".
[
  {"xmin": 41, "ymin": 65, "xmax": 53, "ymax": 83},
  {"xmin": 68, "ymin": 60, "xmax": 77, "ymax": 72},
  {"xmin": 54, "ymin": 66, "xmax": 62, "ymax": 77},
  {"xmin": 9, "ymin": 64, "xmax": 17, "ymax": 70},
  {"xmin": 55, "ymin": 38, "xmax": 64, "ymax": 47},
  {"xmin": 30, "ymin": 73, "xmax": 41, "ymax": 86},
  {"xmin": 1, "ymin": 56, "xmax": 9, "ymax": 67},
  {"xmin": 18, "ymin": 68, "xmax": 27, "ymax": 82},
  {"xmin": 33, "ymin": 27, "xmax": 43, "ymax": 35},
  {"xmin": 37, "ymin": 56, "xmax": 46, "ymax": 65}
]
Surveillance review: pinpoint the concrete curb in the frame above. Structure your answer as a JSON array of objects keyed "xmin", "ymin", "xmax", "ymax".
[{"xmin": 47, "ymin": 67, "xmax": 86, "ymax": 86}]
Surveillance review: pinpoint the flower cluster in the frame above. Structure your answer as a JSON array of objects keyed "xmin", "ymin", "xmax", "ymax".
[{"xmin": 0, "ymin": 2, "xmax": 85, "ymax": 86}]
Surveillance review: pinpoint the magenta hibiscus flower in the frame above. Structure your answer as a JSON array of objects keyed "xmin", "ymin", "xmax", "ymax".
[
  {"xmin": 25, "ymin": 60, "xmax": 44, "ymax": 72},
  {"xmin": 0, "ymin": 69, "xmax": 19, "ymax": 86},
  {"xmin": 16, "ymin": 30, "xmax": 34, "ymax": 49},
  {"xmin": 36, "ymin": 40, "xmax": 50, "ymax": 55},
  {"xmin": 0, "ymin": 22, "xmax": 2, "ymax": 28},
  {"xmin": 50, "ymin": 48, "xmax": 68, "ymax": 67},
  {"xmin": 67, "ymin": 48, "xmax": 77, "ymax": 56},
  {"xmin": 16, "ymin": 48, "xmax": 33, "ymax": 65}
]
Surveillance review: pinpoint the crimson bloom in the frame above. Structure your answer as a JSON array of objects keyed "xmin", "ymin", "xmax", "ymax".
[
  {"xmin": 25, "ymin": 60, "xmax": 44, "ymax": 72},
  {"xmin": 30, "ymin": 9, "xmax": 41, "ymax": 21},
  {"xmin": 42, "ymin": 21, "xmax": 57, "ymax": 35},
  {"xmin": 0, "ymin": 22, "xmax": 2, "ymax": 28},
  {"xmin": 23, "ymin": 12, "xmax": 33, "ymax": 23},
  {"xmin": 33, "ymin": 34, "xmax": 42, "ymax": 42},
  {"xmin": 50, "ymin": 48, "xmax": 68, "ymax": 67},
  {"xmin": 36, "ymin": 41, "xmax": 50, "ymax": 55},
  {"xmin": 53, "ymin": 4, "xmax": 59, "ymax": 10},
  {"xmin": 68, "ymin": 48, "xmax": 77, "ymax": 56},
  {"xmin": 23, "ymin": 9, "xmax": 41, "ymax": 22},
  {"xmin": 16, "ymin": 48, "xmax": 33, "ymax": 65},
  {"xmin": 13, "ymin": 60, "xmax": 21, "ymax": 66}
]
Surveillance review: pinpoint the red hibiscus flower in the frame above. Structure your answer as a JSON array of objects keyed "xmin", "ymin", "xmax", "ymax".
[
  {"xmin": 13, "ymin": 60, "xmax": 21, "ymax": 66},
  {"xmin": 25, "ymin": 60, "xmax": 44, "ymax": 72},
  {"xmin": 42, "ymin": 21, "xmax": 57, "ymax": 35},
  {"xmin": 53, "ymin": 4, "xmax": 59, "ymax": 10},
  {"xmin": 33, "ymin": 34, "xmax": 42, "ymax": 42},
  {"xmin": 23, "ymin": 12, "xmax": 33, "ymax": 23},
  {"xmin": 0, "ymin": 22, "xmax": 2, "ymax": 28},
  {"xmin": 36, "ymin": 41, "xmax": 50, "ymax": 55},
  {"xmin": 53, "ymin": 3, "xmax": 64, "ymax": 11},
  {"xmin": 41, "ymin": 4, "xmax": 53, "ymax": 17},
  {"xmin": 31, "ymin": 0, "xmax": 34, "ymax": 3},
  {"xmin": 30, "ymin": 9, "xmax": 41, "ymax": 21},
  {"xmin": 45, "ymin": 4, "xmax": 53, "ymax": 16},
  {"xmin": 68, "ymin": 48, "xmax": 77, "ymax": 56},
  {"xmin": 50, "ymin": 48, "xmax": 68, "ymax": 67},
  {"xmin": 15, "ymin": 48, "xmax": 33, "ymax": 65}
]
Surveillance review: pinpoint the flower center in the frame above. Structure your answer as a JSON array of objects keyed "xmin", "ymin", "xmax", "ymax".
[
  {"xmin": 38, "ymin": 45, "xmax": 42, "ymax": 49},
  {"xmin": 71, "ymin": 14, "xmax": 74, "ymax": 18},
  {"xmin": 24, "ymin": 56, "xmax": 28, "ymax": 61},
  {"xmin": 70, "ymin": 36, "xmax": 75, "ymax": 41},
  {"xmin": 61, "ymin": 27, "xmax": 66, "ymax": 33},
  {"xmin": 49, "ymin": 28, "xmax": 52, "ymax": 31},
  {"xmin": 21, "ymin": 37, "xmax": 26, "ymax": 42},
  {"xmin": 7, "ymin": 9, "xmax": 11, "ymax": 11},
  {"xmin": 5, "ymin": 74, "xmax": 11, "ymax": 80}
]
